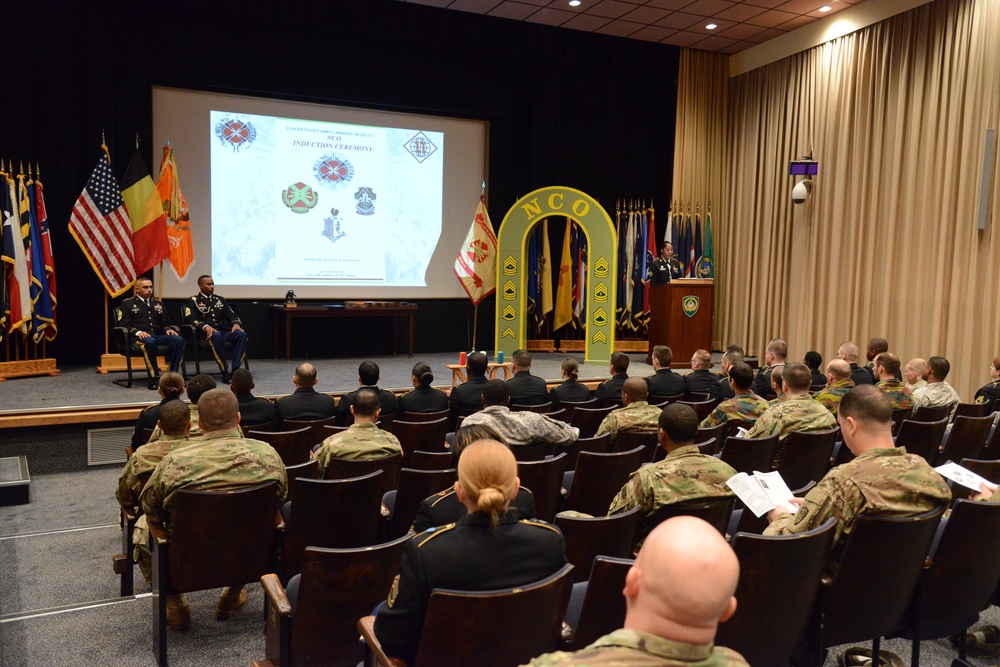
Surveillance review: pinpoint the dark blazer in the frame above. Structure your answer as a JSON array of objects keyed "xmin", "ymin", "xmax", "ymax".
[
  {"xmin": 810, "ymin": 369, "xmax": 827, "ymax": 387},
  {"xmin": 506, "ymin": 371, "xmax": 550, "ymax": 406},
  {"xmin": 274, "ymin": 387, "xmax": 337, "ymax": 425},
  {"xmin": 412, "ymin": 487, "xmax": 537, "ymax": 533},
  {"xmin": 754, "ymin": 364, "xmax": 785, "ymax": 397},
  {"xmin": 236, "ymin": 393, "xmax": 278, "ymax": 430},
  {"xmin": 132, "ymin": 397, "xmax": 171, "ymax": 448},
  {"xmin": 717, "ymin": 374, "xmax": 735, "ymax": 400},
  {"xmin": 118, "ymin": 296, "xmax": 178, "ymax": 339},
  {"xmin": 592, "ymin": 373, "xmax": 628, "ymax": 403},
  {"xmin": 646, "ymin": 369, "xmax": 686, "ymax": 398},
  {"xmin": 850, "ymin": 363, "xmax": 874, "ymax": 386},
  {"xmin": 336, "ymin": 385, "xmax": 399, "ymax": 425},
  {"xmin": 373, "ymin": 511, "xmax": 566, "ymax": 665},
  {"xmin": 449, "ymin": 375, "xmax": 489, "ymax": 423},
  {"xmin": 684, "ymin": 369, "xmax": 723, "ymax": 401},
  {"xmin": 398, "ymin": 385, "xmax": 450, "ymax": 414},
  {"xmin": 548, "ymin": 380, "xmax": 591, "ymax": 408}
]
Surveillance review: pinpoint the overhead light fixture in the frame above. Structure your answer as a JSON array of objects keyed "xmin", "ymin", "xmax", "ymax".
[
  {"xmin": 706, "ymin": 23, "xmax": 717, "ymax": 30},
  {"xmin": 568, "ymin": 0, "xmax": 581, "ymax": 6},
  {"xmin": 818, "ymin": 5, "xmax": 832, "ymax": 12}
]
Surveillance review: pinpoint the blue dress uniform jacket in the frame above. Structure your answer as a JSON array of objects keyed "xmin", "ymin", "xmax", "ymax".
[
  {"xmin": 684, "ymin": 369, "xmax": 724, "ymax": 401},
  {"xmin": 336, "ymin": 386, "xmax": 399, "ymax": 425},
  {"xmin": 274, "ymin": 387, "xmax": 337, "ymax": 425},
  {"xmin": 398, "ymin": 385, "xmax": 450, "ymax": 414},
  {"xmin": 117, "ymin": 296, "xmax": 184, "ymax": 376},
  {"xmin": 183, "ymin": 292, "xmax": 247, "ymax": 374},
  {"xmin": 412, "ymin": 487, "xmax": 537, "ymax": 533},
  {"xmin": 646, "ymin": 369, "xmax": 686, "ymax": 398},
  {"xmin": 507, "ymin": 371, "xmax": 551, "ymax": 406},
  {"xmin": 593, "ymin": 373, "xmax": 628, "ymax": 403},
  {"xmin": 549, "ymin": 380, "xmax": 592, "ymax": 408}
]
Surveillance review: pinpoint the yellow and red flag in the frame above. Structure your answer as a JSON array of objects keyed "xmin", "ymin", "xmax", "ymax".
[
  {"xmin": 553, "ymin": 219, "xmax": 573, "ymax": 331},
  {"xmin": 454, "ymin": 196, "xmax": 497, "ymax": 305},
  {"xmin": 156, "ymin": 144, "xmax": 194, "ymax": 281},
  {"xmin": 121, "ymin": 149, "xmax": 168, "ymax": 276}
]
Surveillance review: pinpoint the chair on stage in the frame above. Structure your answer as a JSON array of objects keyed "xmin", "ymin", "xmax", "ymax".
[
  {"xmin": 561, "ymin": 446, "xmax": 646, "ymax": 517},
  {"xmin": 248, "ymin": 427, "xmax": 313, "ymax": 467},
  {"xmin": 570, "ymin": 405, "xmax": 616, "ymax": 439},
  {"xmin": 561, "ymin": 556, "xmax": 633, "ymax": 650},
  {"xmin": 384, "ymin": 467, "xmax": 457, "ymax": 539},
  {"xmin": 256, "ymin": 536, "xmax": 409, "ymax": 667},
  {"xmin": 517, "ymin": 453, "xmax": 567, "ymax": 523},
  {"xmin": 358, "ymin": 564, "xmax": 574, "ymax": 667},
  {"xmin": 179, "ymin": 323, "xmax": 250, "ymax": 379},
  {"xmin": 323, "ymin": 453, "xmax": 402, "ymax": 498},
  {"xmin": 111, "ymin": 305, "xmax": 186, "ymax": 388},
  {"xmin": 554, "ymin": 506, "xmax": 642, "ymax": 583},
  {"xmin": 720, "ymin": 433, "xmax": 778, "ymax": 475},
  {"xmin": 776, "ymin": 427, "xmax": 839, "ymax": 490},
  {"xmin": 148, "ymin": 481, "xmax": 282, "ymax": 666}
]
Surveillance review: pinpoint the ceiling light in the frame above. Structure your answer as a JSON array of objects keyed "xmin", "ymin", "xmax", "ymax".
[
  {"xmin": 706, "ymin": 23, "xmax": 717, "ymax": 30},
  {"xmin": 818, "ymin": 5, "xmax": 832, "ymax": 11},
  {"xmin": 568, "ymin": 0, "xmax": 581, "ymax": 6}
]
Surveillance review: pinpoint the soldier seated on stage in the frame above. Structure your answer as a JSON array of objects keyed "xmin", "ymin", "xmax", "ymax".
[
  {"xmin": 593, "ymin": 351, "xmax": 631, "ymax": 403},
  {"xmin": 183, "ymin": 274, "xmax": 247, "ymax": 384},
  {"xmin": 526, "ymin": 516, "xmax": 747, "ymax": 667},
  {"xmin": 312, "ymin": 389, "xmax": 401, "ymax": 473},
  {"xmin": 699, "ymin": 362, "xmax": 769, "ymax": 429},
  {"xmin": 117, "ymin": 399, "xmax": 193, "ymax": 511},
  {"xmin": 911, "ymin": 355, "xmax": 961, "ymax": 419},
  {"xmin": 274, "ymin": 363, "xmax": 337, "ymax": 426},
  {"xmin": 873, "ymin": 353, "xmax": 914, "ymax": 411},
  {"xmin": 118, "ymin": 277, "xmax": 185, "ymax": 390},
  {"xmin": 336, "ymin": 360, "xmax": 399, "ymax": 425},
  {"xmin": 813, "ymin": 359, "xmax": 855, "ymax": 416},
  {"xmin": 595, "ymin": 377, "xmax": 662, "ymax": 446}
]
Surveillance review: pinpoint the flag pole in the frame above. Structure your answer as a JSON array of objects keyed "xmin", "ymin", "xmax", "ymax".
[
  {"xmin": 104, "ymin": 293, "xmax": 110, "ymax": 355},
  {"xmin": 471, "ymin": 180, "xmax": 486, "ymax": 353}
]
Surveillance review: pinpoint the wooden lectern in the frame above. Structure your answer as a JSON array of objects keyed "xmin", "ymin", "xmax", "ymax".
[{"xmin": 647, "ymin": 279, "xmax": 714, "ymax": 368}]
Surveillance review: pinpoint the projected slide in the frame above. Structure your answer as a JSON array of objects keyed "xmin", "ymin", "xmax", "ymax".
[{"xmin": 210, "ymin": 110, "xmax": 444, "ymax": 287}]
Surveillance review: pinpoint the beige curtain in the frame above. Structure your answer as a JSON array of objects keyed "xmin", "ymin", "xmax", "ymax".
[
  {"xmin": 672, "ymin": 49, "xmax": 730, "ymax": 348},
  {"xmin": 719, "ymin": 0, "xmax": 1000, "ymax": 400}
]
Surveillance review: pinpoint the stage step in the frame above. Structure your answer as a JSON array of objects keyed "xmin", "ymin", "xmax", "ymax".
[{"xmin": 0, "ymin": 455, "xmax": 30, "ymax": 505}]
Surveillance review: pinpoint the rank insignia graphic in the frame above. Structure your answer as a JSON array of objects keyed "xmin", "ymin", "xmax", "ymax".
[
  {"xmin": 502, "ymin": 305, "xmax": 516, "ymax": 321},
  {"xmin": 594, "ymin": 282, "xmax": 609, "ymax": 303},
  {"xmin": 314, "ymin": 153, "xmax": 355, "ymax": 190},
  {"xmin": 215, "ymin": 117, "xmax": 257, "ymax": 152},
  {"xmin": 682, "ymin": 296, "xmax": 700, "ymax": 318},
  {"xmin": 502, "ymin": 280, "xmax": 517, "ymax": 300},
  {"xmin": 404, "ymin": 131, "xmax": 438, "ymax": 163},
  {"xmin": 281, "ymin": 182, "xmax": 318, "ymax": 214},
  {"xmin": 593, "ymin": 331, "xmax": 607, "ymax": 344},
  {"xmin": 594, "ymin": 257, "xmax": 609, "ymax": 278},
  {"xmin": 355, "ymin": 187, "xmax": 376, "ymax": 215},
  {"xmin": 322, "ymin": 208, "xmax": 345, "ymax": 243},
  {"xmin": 503, "ymin": 256, "xmax": 517, "ymax": 276},
  {"xmin": 593, "ymin": 307, "xmax": 608, "ymax": 327}
]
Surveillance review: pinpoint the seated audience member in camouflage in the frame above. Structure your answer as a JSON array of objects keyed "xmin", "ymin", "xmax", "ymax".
[
  {"xmin": 974, "ymin": 355, "xmax": 1000, "ymax": 411},
  {"xmin": 837, "ymin": 341, "xmax": 874, "ymax": 386},
  {"xmin": 312, "ymin": 389, "xmax": 401, "ymax": 474},
  {"xmin": 524, "ymin": 516, "xmax": 748, "ymax": 667},
  {"xmin": 607, "ymin": 404, "xmax": 736, "ymax": 546},
  {"xmin": 767, "ymin": 366, "xmax": 785, "ymax": 406},
  {"xmin": 593, "ymin": 351, "xmax": 631, "ymax": 403},
  {"xmin": 745, "ymin": 363, "xmax": 837, "ymax": 468},
  {"xmin": 463, "ymin": 379, "xmax": 579, "ymax": 449},
  {"xmin": 132, "ymin": 372, "xmax": 186, "ymax": 449},
  {"xmin": 864, "ymin": 337, "xmax": 892, "ymax": 381},
  {"xmin": 136, "ymin": 388, "xmax": 287, "ymax": 630},
  {"xmin": 699, "ymin": 362, "xmax": 769, "ymax": 429},
  {"xmin": 764, "ymin": 385, "xmax": 950, "ymax": 564},
  {"xmin": 146, "ymin": 373, "xmax": 217, "ymax": 443},
  {"xmin": 754, "ymin": 338, "xmax": 787, "ymax": 397},
  {"xmin": 412, "ymin": 423, "xmax": 536, "ymax": 533},
  {"xmin": 904, "ymin": 358, "xmax": 928, "ymax": 394},
  {"xmin": 596, "ymin": 377, "xmax": 662, "ymax": 445},
  {"xmin": 873, "ymin": 353, "xmax": 914, "ymax": 411},
  {"xmin": 117, "ymin": 400, "xmax": 193, "ymax": 510},
  {"xmin": 715, "ymin": 347, "xmax": 744, "ymax": 400},
  {"xmin": 804, "ymin": 350, "xmax": 826, "ymax": 387},
  {"xmin": 911, "ymin": 355, "xmax": 961, "ymax": 419},
  {"xmin": 813, "ymin": 359, "xmax": 855, "ymax": 416},
  {"xmin": 645, "ymin": 345, "xmax": 686, "ymax": 398}
]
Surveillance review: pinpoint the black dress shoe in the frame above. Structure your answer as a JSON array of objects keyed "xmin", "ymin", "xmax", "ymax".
[
  {"xmin": 147, "ymin": 380, "xmax": 159, "ymax": 390},
  {"xmin": 221, "ymin": 372, "xmax": 232, "ymax": 384}
]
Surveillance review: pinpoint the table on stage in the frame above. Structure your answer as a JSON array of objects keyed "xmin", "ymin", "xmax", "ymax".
[
  {"xmin": 270, "ymin": 303, "xmax": 417, "ymax": 362},
  {"xmin": 445, "ymin": 362, "xmax": 514, "ymax": 387}
]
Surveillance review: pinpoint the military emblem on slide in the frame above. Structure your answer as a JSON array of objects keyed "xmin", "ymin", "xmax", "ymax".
[
  {"xmin": 682, "ymin": 296, "xmax": 700, "ymax": 318},
  {"xmin": 281, "ymin": 182, "xmax": 318, "ymax": 213},
  {"xmin": 322, "ymin": 208, "xmax": 345, "ymax": 243},
  {"xmin": 355, "ymin": 187, "xmax": 376, "ymax": 215},
  {"xmin": 215, "ymin": 117, "xmax": 257, "ymax": 152},
  {"xmin": 314, "ymin": 153, "xmax": 354, "ymax": 190},
  {"xmin": 403, "ymin": 131, "xmax": 438, "ymax": 163}
]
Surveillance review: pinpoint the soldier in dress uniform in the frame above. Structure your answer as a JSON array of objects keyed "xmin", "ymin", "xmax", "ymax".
[
  {"xmin": 974, "ymin": 355, "xmax": 1000, "ymax": 411},
  {"xmin": 183, "ymin": 275, "xmax": 247, "ymax": 383},
  {"xmin": 596, "ymin": 377, "xmax": 663, "ymax": 445},
  {"xmin": 646, "ymin": 345, "xmax": 686, "ymax": 398},
  {"xmin": 312, "ymin": 389, "xmax": 401, "ymax": 473},
  {"xmin": 715, "ymin": 347, "xmax": 744, "ymax": 400},
  {"xmin": 648, "ymin": 241, "xmax": 684, "ymax": 286},
  {"xmin": 753, "ymin": 338, "xmax": 787, "ymax": 397},
  {"xmin": 118, "ymin": 277, "xmax": 184, "ymax": 389}
]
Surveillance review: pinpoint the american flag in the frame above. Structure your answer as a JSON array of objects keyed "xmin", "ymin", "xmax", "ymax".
[{"xmin": 68, "ymin": 148, "xmax": 135, "ymax": 297}]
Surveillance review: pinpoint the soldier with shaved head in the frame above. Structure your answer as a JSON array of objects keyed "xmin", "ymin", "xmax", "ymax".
[
  {"xmin": 813, "ymin": 359, "xmax": 855, "ymax": 416},
  {"xmin": 837, "ymin": 341, "xmax": 874, "ymax": 386}
]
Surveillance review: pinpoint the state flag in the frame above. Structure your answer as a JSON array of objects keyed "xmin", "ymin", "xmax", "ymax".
[
  {"xmin": 122, "ymin": 149, "xmax": 169, "ymax": 275},
  {"xmin": 453, "ymin": 196, "xmax": 497, "ymax": 305}
]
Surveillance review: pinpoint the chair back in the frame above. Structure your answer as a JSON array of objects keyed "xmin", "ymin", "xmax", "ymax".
[
  {"xmin": 391, "ymin": 417, "xmax": 449, "ymax": 464},
  {"xmin": 695, "ymin": 422, "xmax": 727, "ymax": 451},
  {"xmin": 322, "ymin": 424, "xmax": 350, "ymax": 439},
  {"xmin": 954, "ymin": 401, "xmax": 991, "ymax": 419},
  {"xmin": 936, "ymin": 414, "xmax": 993, "ymax": 466},
  {"xmin": 720, "ymin": 433, "xmax": 779, "ymax": 475},
  {"xmin": 290, "ymin": 536, "xmax": 410, "ymax": 667},
  {"xmin": 556, "ymin": 432, "xmax": 611, "ymax": 472},
  {"xmin": 386, "ymin": 467, "xmax": 458, "ymax": 539},
  {"xmin": 980, "ymin": 425, "xmax": 1000, "ymax": 461},
  {"xmin": 401, "ymin": 409, "xmax": 450, "ymax": 422},
  {"xmin": 612, "ymin": 429, "xmax": 659, "ymax": 457},
  {"xmin": 687, "ymin": 392, "xmax": 711, "ymax": 402},
  {"xmin": 512, "ymin": 441, "xmax": 549, "ymax": 462},
  {"xmin": 408, "ymin": 450, "xmax": 455, "ymax": 471},
  {"xmin": 284, "ymin": 459, "xmax": 319, "ymax": 506},
  {"xmin": 546, "ymin": 408, "xmax": 568, "ymax": 423},
  {"xmin": 283, "ymin": 472, "xmax": 385, "ymax": 576},
  {"xmin": 950, "ymin": 458, "xmax": 1000, "ymax": 503},
  {"xmin": 648, "ymin": 393, "xmax": 684, "ymax": 406},
  {"xmin": 821, "ymin": 505, "xmax": 945, "ymax": 649},
  {"xmin": 911, "ymin": 404, "xmax": 953, "ymax": 422},
  {"xmin": 691, "ymin": 438, "xmax": 718, "ymax": 459},
  {"xmin": 324, "ymin": 452, "xmax": 402, "ymax": 497},
  {"xmin": 249, "ymin": 427, "xmax": 313, "ymax": 466},
  {"xmin": 558, "ymin": 398, "xmax": 598, "ymax": 421},
  {"xmin": 571, "ymin": 405, "xmax": 617, "ymax": 439},
  {"xmin": 716, "ymin": 518, "xmax": 837, "ymax": 666},
  {"xmin": 638, "ymin": 496, "xmax": 735, "ymax": 544},
  {"xmin": 563, "ymin": 446, "xmax": 646, "ymax": 516},
  {"xmin": 517, "ymin": 453, "xmax": 568, "ymax": 522},
  {"xmin": 165, "ymin": 481, "xmax": 279, "ymax": 593},
  {"xmin": 554, "ymin": 506, "xmax": 642, "ymax": 583},
  {"xmin": 564, "ymin": 557, "xmax": 633, "ymax": 649},
  {"xmin": 511, "ymin": 402, "xmax": 554, "ymax": 413},
  {"xmin": 891, "ymin": 409, "xmax": 912, "ymax": 436},
  {"xmin": 777, "ymin": 427, "xmax": 839, "ymax": 490},
  {"xmin": 412, "ymin": 564, "xmax": 574, "ymax": 667},
  {"xmin": 283, "ymin": 416, "xmax": 339, "ymax": 446},
  {"xmin": 678, "ymin": 399, "xmax": 718, "ymax": 421},
  {"xmin": 241, "ymin": 420, "xmax": 274, "ymax": 433}
]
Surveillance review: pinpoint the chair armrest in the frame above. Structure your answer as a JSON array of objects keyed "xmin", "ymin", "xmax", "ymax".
[
  {"xmin": 260, "ymin": 574, "xmax": 292, "ymax": 616},
  {"xmin": 121, "ymin": 505, "xmax": 138, "ymax": 522},
  {"xmin": 560, "ymin": 621, "xmax": 576, "ymax": 643},
  {"xmin": 274, "ymin": 510, "xmax": 285, "ymax": 532},
  {"xmin": 180, "ymin": 323, "xmax": 199, "ymax": 342},
  {"xmin": 111, "ymin": 325, "xmax": 130, "ymax": 346},
  {"xmin": 357, "ymin": 616, "xmax": 407, "ymax": 667},
  {"xmin": 148, "ymin": 520, "xmax": 170, "ymax": 547}
]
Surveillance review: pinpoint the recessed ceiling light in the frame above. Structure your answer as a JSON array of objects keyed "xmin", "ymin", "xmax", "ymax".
[
  {"xmin": 818, "ymin": 5, "xmax": 832, "ymax": 11},
  {"xmin": 568, "ymin": 0, "xmax": 581, "ymax": 6},
  {"xmin": 706, "ymin": 23, "xmax": 717, "ymax": 30}
]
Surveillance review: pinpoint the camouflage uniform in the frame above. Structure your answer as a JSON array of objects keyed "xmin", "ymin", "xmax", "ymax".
[
  {"xmin": 912, "ymin": 381, "xmax": 961, "ymax": 419},
  {"xmin": 523, "ymin": 628, "xmax": 749, "ymax": 666},
  {"xmin": 813, "ymin": 379, "xmax": 855, "ymax": 416},
  {"xmin": 596, "ymin": 401, "xmax": 662, "ymax": 443},
  {"xmin": 134, "ymin": 429, "xmax": 287, "ymax": 584},
  {"xmin": 876, "ymin": 379, "xmax": 915, "ymax": 411},
  {"xmin": 907, "ymin": 379, "xmax": 927, "ymax": 393},
  {"xmin": 147, "ymin": 404, "xmax": 201, "ymax": 443},
  {"xmin": 768, "ymin": 393, "xmax": 785, "ymax": 408},
  {"xmin": 607, "ymin": 445, "xmax": 737, "ymax": 546},
  {"xmin": 462, "ymin": 405, "xmax": 579, "ymax": 447},
  {"xmin": 764, "ymin": 447, "xmax": 950, "ymax": 563},
  {"xmin": 700, "ymin": 394, "xmax": 769, "ymax": 429},
  {"xmin": 116, "ymin": 435, "xmax": 193, "ymax": 509},
  {"xmin": 744, "ymin": 394, "xmax": 837, "ymax": 468},
  {"xmin": 312, "ymin": 421, "xmax": 401, "ymax": 475}
]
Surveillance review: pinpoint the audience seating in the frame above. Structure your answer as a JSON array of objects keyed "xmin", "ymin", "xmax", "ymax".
[
  {"xmin": 561, "ymin": 446, "xmax": 646, "ymax": 517},
  {"xmin": 554, "ymin": 506, "xmax": 642, "ymax": 582},
  {"xmin": 638, "ymin": 496, "xmax": 735, "ymax": 544},
  {"xmin": 511, "ymin": 441, "xmax": 548, "ymax": 462},
  {"xmin": 612, "ymin": 429, "xmax": 659, "ymax": 457},
  {"xmin": 248, "ymin": 427, "xmax": 313, "ymax": 467},
  {"xmin": 720, "ymin": 433, "xmax": 778, "ymax": 475},
  {"xmin": 545, "ymin": 408, "xmax": 567, "ymax": 423},
  {"xmin": 936, "ymin": 414, "xmax": 993, "ymax": 465},
  {"xmin": 776, "ymin": 427, "xmax": 839, "ymax": 490},
  {"xmin": 678, "ymin": 399, "xmax": 718, "ymax": 421},
  {"xmin": 149, "ymin": 481, "xmax": 281, "ymax": 666},
  {"xmin": 687, "ymin": 392, "xmax": 711, "ymax": 402},
  {"xmin": 716, "ymin": 518, "xmax": 837, "ymax": 667},
  {"xmin": 695, "ymin": 422, "xmax": 727, "ymax": 450},
  {"xmin": 561, "ymin": 557, "xmax": 633, "ymax": 650},
  {"xmin": 323, "ymin": 453, "xmax": 402, "ymax": 498},
  {"xmin": 241, "ymin": 421, "xmax": 274, "ymax": 433},
  {"xmin": 257, "ymin": 536, "xmax": 409, "ymax": 667},
  {"xmin": 555, "ymin": 432, "xmax": 611, "ymax": 472},
  {"xmin": 511, "ymin": 402, "xmax": 554, "ymax": 413},
  {"xmin": 949, "ymin": 458, "xmax": 1000, "ymax": 503},
  {"xmin": 725, "ymin": 419, "xmax": 758, "ymax": 442},
  {"xmin": 570, "ymin": 405, "xmax": 617, "ymax": 439},
  {"xmin": 283, "ymin": 459, "xmax": 319, "ymax": 506},
  {"xmin": 891, "ymin": 409, "xmax": 912, "ymax": 436},
  {"xmin": 407, "ymin": 450, "xmax": 455, "ymax": 471},
  {"xmin": 390, "ymin": 418, "xmax": 449, "ymax": 465},
  {"xmin": 557, "ymin": 398, "xmax": 598, "ymax": 421},
  {"xmin": 280, "ymin": 472, "xmax": 385, "ymax": 578},
  {"xmin": 648, "ymin": 393, "xmax": 684, "ymax": 406},
  {"xmin": 601, "ymin": 397, "xmax": 622, "ymax": 408},
  {"xmin": 113, "ymin": 457, "xmax": 148, "ymax": 597},
  {"xmin": 517, "ymin": 453, "xmax": 568, "ymax": 522},
  {"xmin": 358, "ymin": 563, "xmax": 574, "ymax": 667},
  {"xmin": 401, "ymin": 409, "xmax": 449, "ymax": 422},
  {"xmin": 894, "ymin": 418, "xmax": 948, "ymax": 465},
  {"xmin": 980, "ymin": 424, "xmax": 1000, "ymax": 460},
  {"xmin": 384, "ymin": 467, "xmax": 457, "ymax": 539},
  {"xmin": 321, "ymin": 424, "xmax": 350, "ymax": 439},
  {"xmin": 911, "ymin": 404, "xmax": 953, "ymax": 422},
  {"xmin": 953, "ymin": 401, "xmax": 991, "ymax": 420},
  {"xmin": 282, "ymin": 416, "xmax": 339, "ymax": 446},
  {"xmin": 690, "ymin": 438, "xmax": 718, "ymax": 459}
]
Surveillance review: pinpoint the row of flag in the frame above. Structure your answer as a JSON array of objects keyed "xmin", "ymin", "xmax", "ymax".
[
  {"xmin": 525, "ymin": 218, "xmax": 588, "ymax": 334},
  {"xmin": 69, "ymin": 143, "xmax": 195, "ymax": 301},
  {"xmin": 670, "ymin": 207, "xmax": 714, "ymax": 281},
  {"xmin": 2, "ymin": 165, "xmax": 57, "ymax": 342}
]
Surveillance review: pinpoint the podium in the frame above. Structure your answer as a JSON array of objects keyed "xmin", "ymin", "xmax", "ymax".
[{"xmin": 647, "ymin": 279, "xmax": 714, "ymax": 368}]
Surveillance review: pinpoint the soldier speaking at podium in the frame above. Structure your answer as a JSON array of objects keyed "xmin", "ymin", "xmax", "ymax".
[
  {"xmin": 118, "ymin": 278, "xmax": 185, "ymax": 390},
  {"xmin": 183, "ymin": 275, "xmax": 247, "ymax": 383},
  {"xmin": 649, "ymin": 241, "xmax": 684, "ymax": 286}
]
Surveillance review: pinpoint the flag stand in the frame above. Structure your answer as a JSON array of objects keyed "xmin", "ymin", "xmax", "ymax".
[{"xmin": 0, "ymin": 337, "xmax": 60, "ymax": 381}]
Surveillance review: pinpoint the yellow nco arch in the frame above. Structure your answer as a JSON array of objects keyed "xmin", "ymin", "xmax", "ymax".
[{"xmin": 494, "ymin": 186, "xmax": 617, "ymax": 364}]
